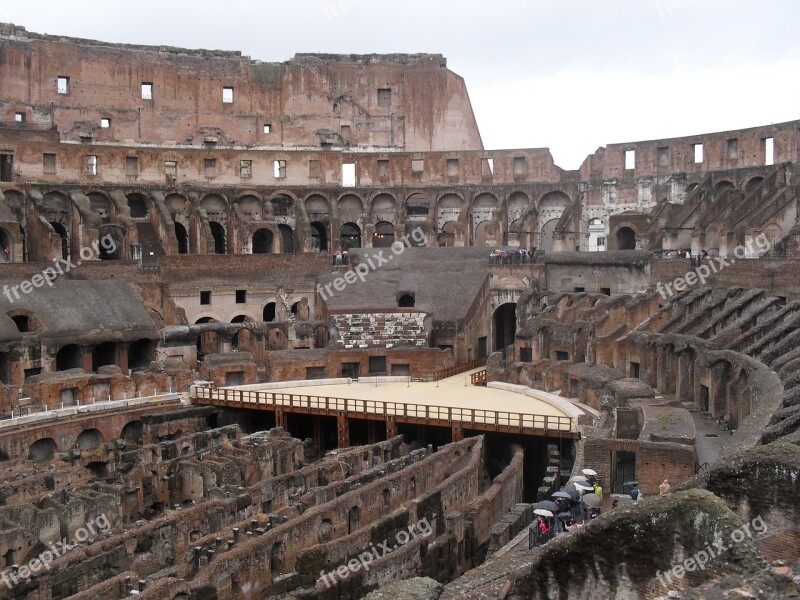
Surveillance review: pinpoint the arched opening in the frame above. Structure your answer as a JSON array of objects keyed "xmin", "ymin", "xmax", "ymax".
[
  {"xmin": 539, "ymin": 219, "xmax": 559, "ymax": 252},
  {"xmin": 129, "ymin": 339, "xmax": 155, "ymax": 370},
  {"xmin": 271, "ymin": 195, "xmax": 294, "ymax": 217},
  {"xmin": 712, "ymin": 180, "xmax": 734, "ymax": 197},
  {"xmin": 616, "ymin": 227, "xmax": 637, "ymax": 250},
  {"xmin": 290, "ymin": 301, "xmax": 300, "ymax": 316},
  {"xmin": 92, "ymin": 342, "xmax": 118, "ymax": 371},
  {"xmin": 348, "ymin": 505, "xmax": 361, "ymax": 534},
  {"xmin": 0, "ymin": 227, "xmax": 11, "ymax": 261},
  {"xmin": 86, "ymin": 461, "xmax": 108, "ymax": 479},
  {"xmin": 745, "ymin": 176, "xmax": 764, "ymax": 195},
  {"xmin": 175, "ymin": 222, "xmax": 189, "ymax": 254},
  {"xmin": 310, "ymin": 222, "xmax": 328, "ymax": 251},
  {"xmin": 398, "ymin": 294, "xmax": 415, "ymax": 308},
  {"xmin": 127, "ymin": 193, "xmax": 148, "ymax": 218},
  {"xmin": 98, "ymin": 227, "xmax": 123, "ymax": 260},
  {"xmin": 406, "ymin": 193, "xmax": 430, "ymax": 221},
  {"xmin": 231, "ymin": 315, "xmax": 248, "ymax": 323},
  {"xmin": 28, "ymin": 438, "xmax": 56, "ymax": 462},
  {"xmin": 56, "ymin": 344, "xmax": 83, "ymax": 371},
  {"xmin": 195, "ymin": 317, "xmax": 217, "ymax": 324},
  {"xmin": 278, "ymin": 224, "xmax": 295, "ymax": 254},
  {"xmin": 50, "ymin": 221, "xmax": 68, "ymax": 260},
  {"xmin": 121, "ymin": 420, "xmax": 143, "ymax": 445},
  {"xmin": 263, "ymin": 303, "xmax": 276, "ymax": 322},
  {"xmin": 252, "ymin": 228, "xmax": 274, "ymax": 254},
  {"xmin": 271, "ymin": 542, "xmax": 284, "ymax": 574},
  {"xmin": 493, "ymin": 303, "xmax": 517, "ymax": 353},
  {"xmin": 9, "ymin": 312, "xmax": 37, "ymax": 333},
  {"xmin": 341, "ymin": 223, "xmax": 362, "ymax": 250},
  {"xmin": 373, "ymin": 221, "xmax": 394, "ymax": 248},
  {"xmin": 236, "ymin": 195, "xmax": 262, "ymax": 221},
  {"xmin": 438, "ymin": 220, "xmax": 458, "ymax": 247},
  {"xmin": 76, "ymin": 429, "xmax": 103, "ymax": 451},
  {"xmin": 209, "ymin": 222, "xmax": 226, "ymax": 254},
  {"xmin": 0, "ymin": 352, "xmax": 9, "ymax": 384},
  {"xmin": 88, "ymin": 193, "xmax": 111, "ymax": 220}
]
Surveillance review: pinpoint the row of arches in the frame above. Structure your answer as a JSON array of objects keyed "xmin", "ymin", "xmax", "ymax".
[{"xmin": 24, "ymin": 420, "xmax": 144, "ymax": 462}]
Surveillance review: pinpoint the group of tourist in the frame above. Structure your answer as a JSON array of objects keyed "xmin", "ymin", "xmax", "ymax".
[
  {"xmin": 488, "ymin": 248, "xmax": 533, "ymax": 265},
  {"xmin": 665, "ymin": 248, "xmax": 710, "ymax": 266},
  {"xmin": 332, "ymin": 251, "xmax": 350, "ymax": 266}
]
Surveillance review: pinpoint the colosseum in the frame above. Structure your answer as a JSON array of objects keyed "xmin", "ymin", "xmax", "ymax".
[{"xmin": 0, "ymin": 22, "xmax": 797, "ymax": 600}]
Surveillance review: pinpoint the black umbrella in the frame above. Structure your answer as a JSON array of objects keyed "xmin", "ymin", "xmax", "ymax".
[
  {"xmin": 563, "ymin": 486, "xmax": 580, "ymax": 500},
  {"xmin": 623, "ymin": 481, "xmax": 639, "ymax": 488},
  {"xmin": 537, "ymin": 500, "xmax": 559, "ymax": 512},
  {"xmin": 556, "ymin": 511, "xmax": 572, "ymax": 519},
  {"xmin": 552, "ymin": 491, "xmax": 572, "ymax": 500}
]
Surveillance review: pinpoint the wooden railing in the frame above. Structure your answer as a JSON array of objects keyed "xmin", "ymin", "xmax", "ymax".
[
  {"xmin": 192, "ymin": 386, "xmax": 575, "ymax": 434},
  {"xmin": 470, "ymin": 369, "xmax": 487, "ymax": 386},
  {"xmin": 431, "ymin": 357, "xmax": 487, "ymax": 381}
]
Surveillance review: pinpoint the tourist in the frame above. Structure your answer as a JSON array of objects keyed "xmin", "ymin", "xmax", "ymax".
[
  {"xmin": 659, "ymin": 479, "xmax": 670, "ymax": 495},
  {"xmin": 2, "ymin": 247, "xmax": 9, "ymax": 261},
  {"xmin": 593, "ymin": 481, "xmax": 603, "ymax": 500}
]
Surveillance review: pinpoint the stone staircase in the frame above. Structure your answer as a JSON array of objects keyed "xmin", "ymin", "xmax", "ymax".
[{"xmin": 135, "ymin": 221, "xmax": 165, "ymax": 268}]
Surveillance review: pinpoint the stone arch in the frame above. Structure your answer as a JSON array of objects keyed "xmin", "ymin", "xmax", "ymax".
[
  {"xmin": 76, "ymin": 428, "xmax": 103, "ymax": 451},
  {"xmin": 165, "ymin": 192, "xmax": 190, "ymax": 215},
  {"xmin": 405, "ymin": 192, "xmax": 430, "ymax": 221},
  {"xmin": 341, "ymin": 222, "xmax": 362, "ymax": 250},
  {"xmin": 745, "ymin": 176, "xmax": 764, "ymax": 195},
  {"xmin": 209, "ymin": 222, "xmax": 226, "ymax": 254},
  {"xmin": 712, "ymin": 180, "xmax": 734, "ymax": 197},
  {"xmin": 50, "ymin": 220, "xmax": 69, "ymax": 260},
  {"xmin": 471, "ymin": 193, "xmax": 498, "ymax": 245},
  {"xmin": 129, "ymin": 339, "xmax": 155, "ymax": 370},
  {"xmin": 42, "ymin": 191, "xmax": 71, "ymax": 225},
  {"xmin": 92, "ymin": 341, "xmax": 118, "ymax": 371},
  {"xmin": 338, "ymin": 194, "xmax": 364, "ymax": 220},
  {"xmin": 29, "ymin": 438, "xmax": 57, "ymax": 462},
  {"xmin": 126, "ymin": 193, "xmax": 148, "ymax": 218},
  {"xmin": 539, "ymin": 219, "xmax": 560, "ymax": 252},
  {"xmin": 235, "ymin": 194, "xmax": 262, "ymax": 222},
  {"xmin": 616, "ymin": 227, "xmax": 637, "ymax": 250},
  {"xmin": 370, "ymin": 193, "xmax": 398, "ymax": 224},
  {"xmin": 174, "ymin": 221, "xmax": 189, "ymax": 254},
  {"xmin": 269, "ymin": 193, "xmax": 295, "ymax": 217},
  {"xmin": 310, "ymin": 222, "xmax": 328, "ymax": 251},
  {"xmin": 199, "ymin": 194, "xmax": 229, "ymax": 225},
  {"xmin": 507, "ymin": 191, "xmax": 530, "ymax": 223},
  {"xmin": 436, "ymin": 193, "xmax": 464, "ymax": 233},
  {"xmin": 121, "ymin": 420, "xmax": 143, "ymax": 445},
  {"xmin": 87, "ymin": 191, "xmax": 112, "ymax": 220},
  {"xmin": 493, "ymin": 302, "xmax": 517, "ymax": 353},
  {"xmin": 252, "ymin": 227, "xmax": 277, "ymax": 254},
  {"xmin": 305, "ymin": 194, "xmax": 330, "ymax": 219},
  {"xmin": 7, "ymin": 309, "xmax": 40, "ymax": 333},
  {"xmin": 373, "ymin": 221, "xmax": 394, "ymax": 248},
  {"xmin": 56, "ymin": 344, "xmax": 83, "ymax": 371},
  {"xmin": 263, "ymin": 303, "xmax": 276, "ymax": 322},
  {"xmin": 538, "ymin": 191, "xmax": 570, "ymax": 226},
  {"xmin": 278, "ymin": 224, "xmax": 295, "ymax": 253},
  {"xmin": 98, "ymin": 225, "xmax": 124, "ymax": 260}
]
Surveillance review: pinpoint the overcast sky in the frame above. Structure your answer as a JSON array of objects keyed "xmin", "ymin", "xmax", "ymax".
[{"xmin": 1, "ymin": 0, "xmax": 798, "ymax": 169}]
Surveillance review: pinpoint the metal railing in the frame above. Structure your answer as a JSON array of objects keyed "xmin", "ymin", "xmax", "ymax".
[{"xmin": 192, "ymin": 386, "xmax": 575, "ymax": 433}]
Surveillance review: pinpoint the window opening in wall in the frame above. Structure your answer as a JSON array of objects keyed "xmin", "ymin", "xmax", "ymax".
[
  {"xmin": 377, "ymin": 88, "xmax": 391, "ymax": 107},
  {"xmin": 57, "ymin": 76, "xmax": 69, "ymax": 94},
  {"xmin": 141, "ymin": 82, "xmax": 153, "ymax": 100},
  {"xmin": 222, "ymin": 87, "xmax": 234, "ymax": 103},
  {"xmin": 274, "ymin": 160, "xmax": 287, "ymax": 179},
  {"xmin": 263, "ymin": 124, "xmax": 271, "ymax": 134},
  {"xmin": 340, "ymin": 124, "xmax": 351, "ymax": 140},
  {"xmin": 693, "ymin": 143, "xmax": 704, "ymax": 163},
  {"xmin": 125, "ymin": 156, "xmax": 138, "ymax": 177},
  {"xmin": 624, "ymin": 150, "xmax": 635, "ymax": 170},
  {"xmin": 165, "ymin": 160, "xmax": 177, "ymax": 179},
  {"xmin": 240, "ymin": 160, "xmax": 252, "ymax": 179},
  {"xmin": 411, "ymin": 159, "xmax": 424, "ymax": 173},
  {"xmin": 555, "ymin": 351, "xmax": 570, "ymax": 361},
  {"xmin": 764, "ymin": 137, "xmax": 774, "ymax": 165},
  {"xmin": 236, "ymin": 290, "xmax": 246, "ymax": 304},
  {"xmin": 657, "ymin": 146, "xmax": 669, "ymax": 166},
  {"xmin": 483, "ymin": 157, "xmax": 494, "ymax": 175},
  {"xmin": 204, "ymin": 158, "xmax": 217, "ymax": 178},
  {"xmin": 100, "ymin": 118, "xmax": 110, "ymax": 128},
  {"xmin": 513, "ymin": 156, "xmax": 526, "ymax": 175},
  {"xmin": 0, "ymin": 154, "xmax": 12, "ymax": 182},
  {"xmin": 447, "ymin": 158, "xmax": 459, "ymax": 177},
  {"xmin": 308, "ymin": 159, "xmax": 322, "ymax": 179},
  {"xmin": 341, "ymin": 162, "xmax": 355, "ymax": 187},
  {"xmin": 520, "ymin": 347, "xmax": 533, "ymax": 362},
  {"xmin": 200, "ymin": 291, "xmax": 211, "ymax": 305},
  {"xmin": 631, "ymin": 361, "xmax": 640, "ymax": 378},
  {"xmin": 601, "ymin": 287, "xmax": 611, "ymax": 296},
  {"xmin": 43, "ymin": 153, "xmax": 56, "ymax": 174},
  {"xmin": 14, "ymin": 112, "xmax": 25, "ymax": 123},
  {"xmin": 85, "ymin": 155, "xmax": 97, "ymax": 175},
  {"xmin": 377, "ymin": 159, "xmax": 389, "ymax": 178},
  {"xmin": 727, "ymin": 138, "xmax": 739, "ymax": 159}
]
